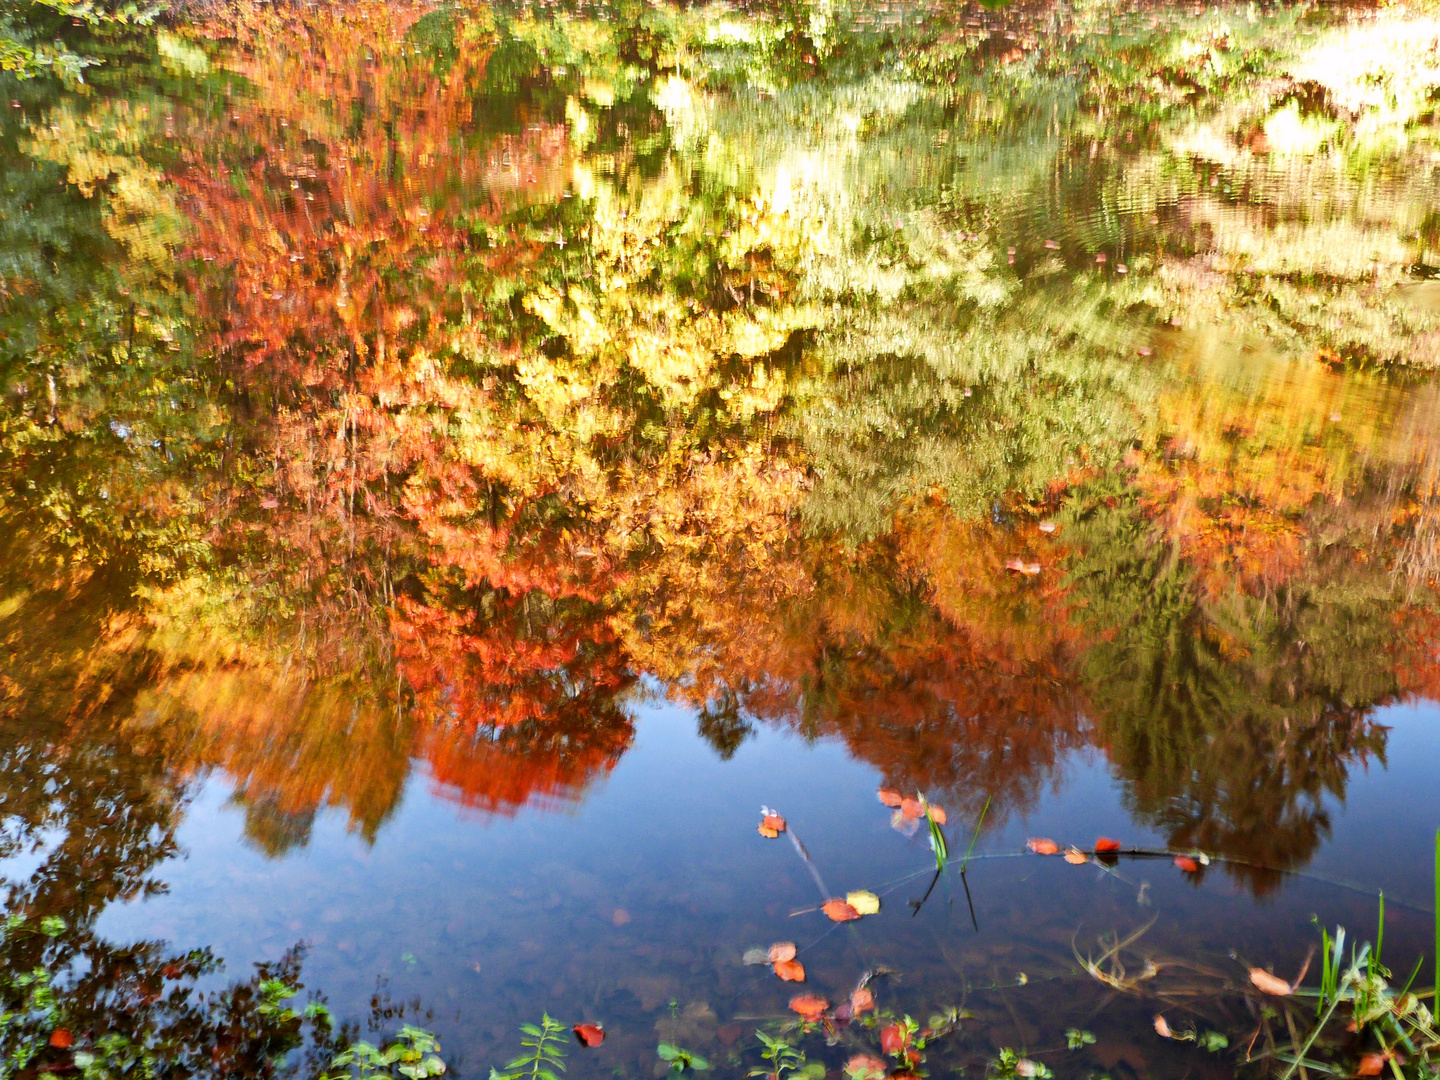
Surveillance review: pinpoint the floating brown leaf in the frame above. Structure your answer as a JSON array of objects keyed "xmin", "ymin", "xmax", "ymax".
[
  {"xmin": 1249, "ymin": 968, "xmax": 1293, "ymax": 996},
  {"xmin": 1026, "ymin": 838, "xmax": 1060, "ymax": 855},
  {"xmin": 773, "ymin": 959, "xmax": 806, "ymax": 982},
  {"xmin": 573, "ymin": 1023, "xmax": 605, "ymax": 1048},
  {"xmin": 877, "ymin": 789, "xmax": 903, "ymax": 807},
  {"xmin": 768, "ymin": 942, "xmax": 797, "ymax": 963},
  {"xmin": 850, "ymin": 987, "xmax": 875, "ymax": 1014},
  {"xmin": 1094, "ymin": 837, "xmax": 1122, "ymax": 853},
  {"xmin": 822, "ymin": 899, "xmax": 862, "ymax": 922},
  {"xmin": 789, "ymin": 995, "xmax": 829, "ymax": 1021}
]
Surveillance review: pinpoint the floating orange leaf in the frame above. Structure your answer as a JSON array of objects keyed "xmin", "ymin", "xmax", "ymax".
[
  {"xmin": 927, "ymin": 805, "xmax": 947, "ymax": 825},
  {"xmin": 877, "ymin": 789, "xmax": 903, "ymax": 807},
  {"xmin": 789, "ymin": 995, "xmax": 829, "ymax": 1021},
  {"xmin": 573, "ymin": 1023, "xmax": 605, "ymax": 1047},
  {"xmin": 899, "ymin": 798, "xmax": 924, "ymax": 820},
  {"xmin": 1174, "ymin": 856, "xmax": 1200, "ymax": 873},
  {"xmin": 1249, "ymin": 968, "xmax": 1292, "ymax": 996},
  {"xmin": 1063, "ymin": 847, "xmax": 1088, "ymax": 864},
  {"xmin": 1026, "ymin": 838, "xmax": 1059, "ymax": 855},
  {"xmin": 1356, "ymin": 1054, "xmax": 1387, "ymax": 1076},
  {"xmin": 845, "ymin": 1054, "xmax": 886, "ymax": 1080},
  {"xmin": 822, "ymin": 899, "xmax": 862, "ymax": 922},
  {"xmin": 769, "ymin": 942, "xmax": 797, "ymax": 963},
  {"xmin": 759, "ymin": 813, "xmax": 787, "ymax": 836},
  {"xmin": 1094, "ymin": 837, "xmax": 1122, "ymax": 853},
  {"xmin": 773, "ymin": 959, "xmax": 806, "ymax": 982},
  {"xmin": 850, "ymin": 987, "xmax": 875, "ymax": 1014},
  {"xmin": 49, "ymin": 1030, "xmax": 73, "ymax": 1050}
]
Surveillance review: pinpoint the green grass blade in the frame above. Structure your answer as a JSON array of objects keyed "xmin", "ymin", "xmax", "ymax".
[
  {"xmin": 960, "ymin": 794, "xmax": 991, "ymax": 873},
  {"xmin": 1370, "ymin": 891, "xmax": 1384, "ymax": 983}
]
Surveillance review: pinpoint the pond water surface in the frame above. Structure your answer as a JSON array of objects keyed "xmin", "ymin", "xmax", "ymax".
[{"xmin": 3, "ymin": 0, "xmax": 1440, "ymax": 1077}]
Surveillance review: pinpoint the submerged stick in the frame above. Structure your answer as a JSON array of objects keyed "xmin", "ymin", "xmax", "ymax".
[{"xmin": 786, "ymin": 825, "xmax": 832, "ymax": 902}]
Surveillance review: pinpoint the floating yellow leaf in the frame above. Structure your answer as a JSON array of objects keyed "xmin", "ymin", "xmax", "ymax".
[{"xmin": 845, "ymin": 890, "xmax": 880, "ymax": 915}]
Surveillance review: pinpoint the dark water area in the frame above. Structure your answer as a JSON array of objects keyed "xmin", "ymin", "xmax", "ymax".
[{"xmin": 3, "ymin": 0, "xmax": 1440, "ymax": 1076}]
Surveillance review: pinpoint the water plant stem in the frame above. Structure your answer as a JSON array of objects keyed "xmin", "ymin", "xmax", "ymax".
[{"xmin": 960, "ymin": 795, "xmax": 991, "ymax": 873}]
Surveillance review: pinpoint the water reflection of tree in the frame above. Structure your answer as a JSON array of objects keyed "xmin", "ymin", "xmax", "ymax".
[
  {"xmin": 6, "ymin": 0, "xmax": 1440, "ymax": 903},
  {"xmin": 0, "ymin": 696, "xmax": 339, "ymax": 1076},
  {"xmin": 1065, "ymin": 473, "xmax": 1413, "ymax": 892}
]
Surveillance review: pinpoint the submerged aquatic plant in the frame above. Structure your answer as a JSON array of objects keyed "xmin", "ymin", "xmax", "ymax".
[
  {"xmin": 1278, "ymin": 914, "xmax": 1438, "ymax": 1080},
  {"xmin": 988, "ymin": 1047, "xmax": 1052, "ymax": 1078},
  {"xmin": 748, "ymin": 1031, "xmax": 818, "ymax": 1080},
  {"xmin": 324, "ymin": 1026, "xmax": 446, "ymax": 1080},
  {"xmin": 490, "ymin": 1017, "xmax": 567, "ymax": 1080},
  {"xmin": 659, "ymin": 1042, "xmax": 711, "ymax": 1074},
  {"xmin": 959, "ymin": 795, "xmax": 990, "ymax": 874}
]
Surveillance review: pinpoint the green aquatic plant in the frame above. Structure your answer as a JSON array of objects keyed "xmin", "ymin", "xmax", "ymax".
[
  {"xmin": 1280, "ymin": 920, "xmax": 1438, "ymax": 1080},
  {"xmin": 326, "ymin": 1031, "xmax": 443, "ymax": 1080},
  {"xmin": 1064, "ymin": 1028, "xmax": 1095, "ymax": 1050},
  {"xmin": 959, "ymin": 795, "xmax": 990, "ymax": 874},
  {"xmin": 926, "ymin": 805, "xmax": 948, "ymax": 871},
  {"xmin": 323, "ymin": 1026, "xmax": 446, "ymax": 1080},
  {"xmin": 659, "ymin": 1042, "xmax": 711, "ymax": 1074},
  {"xmin": 491, "ymin": 1017, "xmax": 566, "ymax": 1080},
  {"xmin": 988, "ymin": 1048, "xmax": 1052, "ymax": 1078},
  {"xmin": 748, "ymin": 1031, "xmax": 816, "ymax": 1080}
]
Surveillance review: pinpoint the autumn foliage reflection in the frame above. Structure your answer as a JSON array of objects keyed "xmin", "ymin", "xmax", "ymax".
[{"xmin": 14, "ymin": 0, "xmax": 1440, "ymax": 893}]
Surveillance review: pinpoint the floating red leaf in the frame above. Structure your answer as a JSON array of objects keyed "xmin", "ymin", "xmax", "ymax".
[
  {"xmin": 49, "ymin": 1030, "xmax": 73, "ymax": 1050},
  {"xmin": 880, "ymin": 1024, "xmax": 908, "ymax": 1056},
  {"xmin": 789, "ymin": 995, "xmax": 829, "ymax": 1021},
  {"xmin": 845, "ymin": 1054, "xmax": 887, "ymax": 1080},
  {"xmin": 822, "ymin": 899, "xmax": 862, "ymax": 922},
  {"xmin": 1174, "ymin": 856, "xmax": 1200, "ymax": 873},
  {"xmin": 773, "ymin": 959, "xmax": 806, "ymax": 982},
  {"xmin": 1094, "ymin": 837, "xmax": 1122, "ymax": 853},
  {"xmin": 573, "ymin": 1023, "xmax": 605, "ymax": 1048}
]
